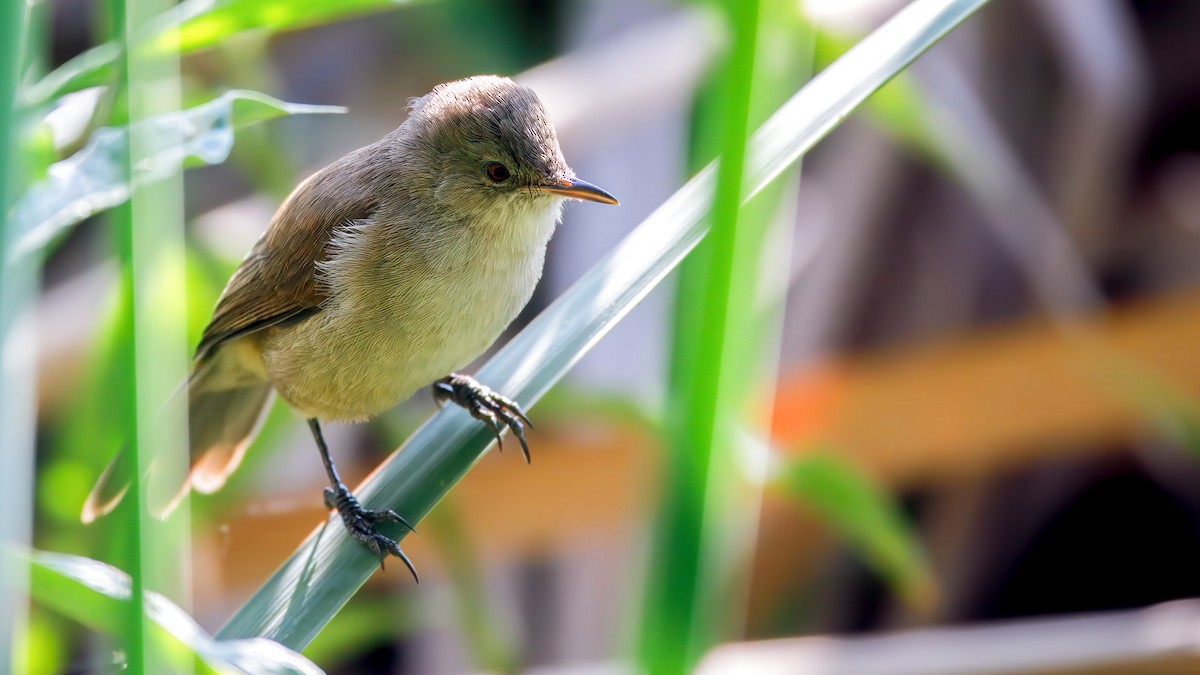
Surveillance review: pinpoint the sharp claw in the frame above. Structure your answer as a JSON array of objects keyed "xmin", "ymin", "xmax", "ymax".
[
  {"xmin": 490, "ymin": 406, "xmax": 530, "ymax": 464},
  {"xmin": 383, "ymin": 509, "xmax": 418, "ymax": 534},
  {"xmin": 513, "ymin": 425, "xmax": 531, "ymax": 464},
  {"xmin": 392, "ymin": 545, "xmax": 420, "ymax": 584}
]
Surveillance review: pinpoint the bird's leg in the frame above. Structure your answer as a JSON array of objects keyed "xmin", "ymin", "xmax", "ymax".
[
  {"xmin": 431, "ymin": 373, "xmax": 532, "ymax": 463},
  {"xmin": 307, "ymin": 418, "xmax": 419, "ymax": 582}
]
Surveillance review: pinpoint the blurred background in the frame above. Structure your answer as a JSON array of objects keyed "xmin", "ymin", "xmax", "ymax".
[{"xmin": 14, "ymin": 0, "xmax": 1200, "ymax": 672}]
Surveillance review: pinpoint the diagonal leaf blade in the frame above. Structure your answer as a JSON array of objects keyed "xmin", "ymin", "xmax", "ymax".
[
  {"xmin": 217, "ymin": 0, "xmax": 990, "ymax": 649},
  {"xmin": 8, "ymin": 89, "xmax": 344, "ymax": 262},
  {"xmin": 18, "ymin": 43, "xmax": 121, "ymax": 109}
]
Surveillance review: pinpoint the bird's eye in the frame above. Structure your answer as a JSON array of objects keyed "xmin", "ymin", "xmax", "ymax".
[{"xmin": 485, "ymin": 162, "xmax": 511, "ymax": 182}]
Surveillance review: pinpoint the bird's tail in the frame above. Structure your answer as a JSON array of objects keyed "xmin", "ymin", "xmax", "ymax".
[{"xmin": 81, "ymin": 356, "xmax": 273, "ymax": 523}]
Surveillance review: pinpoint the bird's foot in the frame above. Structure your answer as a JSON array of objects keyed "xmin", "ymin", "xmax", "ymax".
[
  {"xmin": 432, "ymin": 373, "xmax": 532, "ymax": 463},
  {"xmin": 324, "ymin": 485, "xmax": 418, "ymax": 582}
]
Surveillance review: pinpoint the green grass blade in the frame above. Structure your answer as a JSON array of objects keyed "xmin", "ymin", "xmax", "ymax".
[
  {"xmin": 110, "ymin": 0, "xmax": 190, "ymax": 665},
  {"xmin": 636, "ymin": 0, "xmax": 762, "ymax": 670},
  {"xmin": 217, "ymin": 0, "xmax": 990, "ymax": 650},
  {"xmin": 0, "ymin": 0, "xmax": 36, "ymax": 668},
  {"xmin": 637, "ymin": 0, "xmax": 816, "ymax": 667},
  {"xmin": 8, "ymin": 90, "xmax": 344, "ymax": 262},
  {"xmin": 775, "ymin": 454, "xmax": 935, "ymax": 611}
]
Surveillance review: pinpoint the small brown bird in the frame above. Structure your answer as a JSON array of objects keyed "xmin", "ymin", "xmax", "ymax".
[{"xmin": 82, "ymin": 75, "xmax": 618, "ymax": 580}]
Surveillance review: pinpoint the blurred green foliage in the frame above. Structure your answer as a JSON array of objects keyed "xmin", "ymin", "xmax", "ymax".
[
  {"xmin": 13, "ymin": 611, "xmax": 66, "ymax": 675},
  {"xmin": 24, "ymin": 550, "xmax": 323, "ymax": 673},
  {"xmin": 775, "ymin": 453, "xmax": 935, "ymax": 611},
  {"xmin": 24, "ymin": 0, "xmax": 438, "ymax": 106}
]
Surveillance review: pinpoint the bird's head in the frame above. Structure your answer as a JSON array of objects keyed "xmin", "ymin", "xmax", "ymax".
[{"xmin": 400, "ymin": 76, "xmax": 617, "ymax": 232}]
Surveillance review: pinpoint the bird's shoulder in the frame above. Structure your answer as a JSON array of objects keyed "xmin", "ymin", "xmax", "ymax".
[{"xmin": 195, "ymin": 152, "xmax": 385, "ymax": 361}]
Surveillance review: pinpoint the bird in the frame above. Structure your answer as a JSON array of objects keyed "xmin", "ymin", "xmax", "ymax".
[{"xmin": 81, "ymin": 75, "xmax": 619, "ymax": 581}]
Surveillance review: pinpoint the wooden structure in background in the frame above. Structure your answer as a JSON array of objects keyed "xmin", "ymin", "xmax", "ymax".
[{"xmin": 771, "ymin": 288, "xmax": 1200, "ymax": 485}]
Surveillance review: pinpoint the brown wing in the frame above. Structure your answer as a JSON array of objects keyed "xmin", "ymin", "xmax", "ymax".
[{"xmin": 195, "ymin": 150, "xmax": 380, "ymax": 361}]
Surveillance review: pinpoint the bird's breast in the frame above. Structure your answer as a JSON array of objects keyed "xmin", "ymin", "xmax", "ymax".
[{"xmin": 262, "ymin": 210, "xmax": 554, "ymax": 421}]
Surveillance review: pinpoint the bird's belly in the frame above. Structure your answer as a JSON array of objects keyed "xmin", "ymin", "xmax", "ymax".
[{"xmin": 262, "ymin": 254, "xmax": 540, "ymax": 421}]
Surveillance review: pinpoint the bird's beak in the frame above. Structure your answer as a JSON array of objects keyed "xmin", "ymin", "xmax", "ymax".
[{"xmin": 533, "ymin": 176, "xmax": 620, "ymax": 205}]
